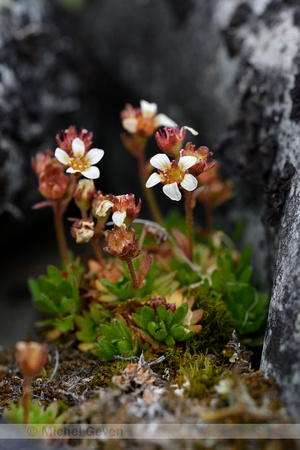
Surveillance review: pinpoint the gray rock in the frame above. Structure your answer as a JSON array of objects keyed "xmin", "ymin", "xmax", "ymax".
[{"xmin": 0, "ymin": 0, "xmax": 84, "ymax": 215}]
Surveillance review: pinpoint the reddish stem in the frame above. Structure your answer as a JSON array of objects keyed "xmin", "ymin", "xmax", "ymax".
[
  {"xmin": 184, "ymin": 190, "xmax": 194, "ymax": 262},
  {"xmin": 91, "ymin": 235, "xmax": 105, "ymax": 266},
  {"xmin": 22, "ymin": 377, "xmax": 32, "ymax": 424},
  {"xmin": 53, "ymin": 201, "xmax": 70, "ymax": 265},
  {"xmin": 123, "ymin": 256, "xmax": 139, "ymax": 290},
  {"xmin": 137, "ymin": 154, "xmax": 164, "ymax": 226}
]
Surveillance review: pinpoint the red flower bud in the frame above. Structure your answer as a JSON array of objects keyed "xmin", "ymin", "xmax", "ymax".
[
  {"xmin": 15, "ymin": 341, "xmax": 48, "ymax": 379},
  {"xmin": 104, "ymin": 226, "xmax": 141, "ymax": 260},
  {"xmin": 56, "ymin": 125, "xmax": 93, "ymax": 155}
]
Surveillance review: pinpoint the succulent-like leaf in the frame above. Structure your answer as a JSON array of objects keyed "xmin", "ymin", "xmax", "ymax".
[
  {"xmin": 132, "ymin": 312, "xmax": 145, "ymax": 329},
  {"xmin": 170, "ymin": 324, "xmax": 186, "ymax": 340},
  {"xmin": 147, "ymin": 321, "xmax": 168, "ymax": 341},
  {"xmin": 165, "ymin": 335, "xmax": 175, "ymax": 347},
  {"xmin": 141, "ymin": 306, "xmax": 156, "ymax": 326},
  {"xmin": 156, "ymin": 305, "xmax": 167, "ymax": 322},
  {"xmin": 117, "ymin": 339, "xmax": 133, "ymax": 356},
  {"xmin": 172, "ymin": 302, "xmax": 188, "ymax": 325}
]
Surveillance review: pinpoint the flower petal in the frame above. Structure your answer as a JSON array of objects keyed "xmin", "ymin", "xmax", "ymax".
[
  {"xmin": 145, "ymin": 172, "xmax": 164, "ymax": 188},
  {"xmin": 122, "ymin": 117, "xmax": 138, "ymax": 133},
  {"xmin": 85, "ymin": 148, "xmax": 104, "ymax": 165},
  {"xmin": 81, "ymin": 166, "xmax": 100, "ymax": 179},
  {"xmin": 96, "ymin": 200, "xmax": 113, "ymax": 217},
  {"xmin": 181, "ymin": 174, "xmax": 198, "ymax": 191},
  {"xmin": 72, "ymin": 138, "xmax": 85, "ymax": 157},
  {"xmin": 154, "ymin": 113, "xmax": 176, "ymax": 128},
  {"xmin": 150, "ymin": 153, "xmax": 171, "ymax": 170},
  {"xmin": 178, "ymin": 156, "xmax": 197, "ymax": 171},
  {"xmin": 55, "ymin": 148, "xmax": 70, "ymax": 165},
  {"xmin": 66, "ymin": 167, "xmax": 78, "ymax": 174},
  {"xmin": 140, "ymin": 99, "xmax": 157, "ymax": 118},
  {"xmin": 183, "ymin": 126, "xmax": 198, "ymax": 136},
  {"xmin": 163, "ymin": 183, "xmax": 182, "ymax": 201},
  {"xmin": 112, "ymin": 211, "xmax": 126, "ymax": 227}
]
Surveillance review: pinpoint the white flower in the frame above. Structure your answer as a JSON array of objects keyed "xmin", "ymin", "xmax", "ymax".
[
  {"xmin": 55, "ymin": 137, "xmax": 104, "ymax": 179},
  {"xmin": 122, "ymin": 99, "xmax": 176, "ymax": 134},
  {"xmin": 146, "ymin": 153, "xmax": 198, "ymax": 201},
  {"xmin": 95, "ymin": 197, "xmax": 129, "ymax": 227}
]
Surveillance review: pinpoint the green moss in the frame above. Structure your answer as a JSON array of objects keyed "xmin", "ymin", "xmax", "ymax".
[
  {"xmin": 185, "ymin": 286, "xmax": 235, "ymax": 354},
  {"xmin": 177, "ymin": 351, "xmax": 226, "ymax": 399}
]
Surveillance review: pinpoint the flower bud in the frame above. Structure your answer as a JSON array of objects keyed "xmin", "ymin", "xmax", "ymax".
[
  {"xmin": 104, "ymin": 225, "xmax": 141, "ymax": 259},
  {"xmin": 15, "ymin": 341, "xmax": 48, "ymax": 378},
  {"xmin": 31, "ymin": 150, "xmax": 55, "ymax": 176},
  {"xmin": 56, "ymin": 125, "xmax": 93, "ymax": 155},
  {"xmin": 74, "ymin": 179, "xmax": 96, "ymax": 214},
  {"xmin": 71, "ymin": 219, "xmax": 94, "ymax": 243},
  {"xmin": 38, "ymin": 164, "xmax": 69, "ymax": 200},
  {"xmin": 180, "ymin": 144, "xmax": 216, "ymax": 177},
  {"xmin": 155, "ymin": 126, "xmax": 186, "ymax": 159}
]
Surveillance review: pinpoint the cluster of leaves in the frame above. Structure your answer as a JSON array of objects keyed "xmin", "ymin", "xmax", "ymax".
[
  {"xmin": 100, "ymin": 259, "xmax": 179, "ymax": 302},
  {"xmin": 132, "ymin": 303, "xmax": 199, "ymax": 346},
  {"xmin": 28, "ymin": 265, "xmax": 82, "ymax": 334},
  {"xmin": 4, "ymin": 400, "xmax": 65, "ymax": 425},
  {"xmin": 28, "ymin": 220, "xmax": 268, "ymax": 357},
  {"xmin": 94, "ymin": 301, "xmax": 203, "ymax": 361},
  {"xmin": 93, "ymin": 314, "xmax": 143, "ymax": 362},
  {"xmin": 205, "ymin": 245, "xmax": 268, "ymax": 345}
]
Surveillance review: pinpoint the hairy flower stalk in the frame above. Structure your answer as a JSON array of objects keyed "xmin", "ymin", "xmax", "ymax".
[
  {"xmin": 15, "ymin": 341, "xmax": 48, "ymax": 424},
  {"xmin": 121, "ymin": 100, "xmax": 176, "ymax": 225},
  {"xmin": 137, "ymin": 152, "xmax": 165, "ymax": 226},
  {"xmin": 53, "ymin": 200, "xmax": 71, "ymax": 265},
  {"xmin": 104, "ymin": 225, "xmax": 142, "ymax": 290},
  {"xmin": 184, "ymin": 189, "xmax": 195, "ymax": 262},
  {"xmin": 31, "ymin": 151, "xmax": 74, "ymax": 265}
]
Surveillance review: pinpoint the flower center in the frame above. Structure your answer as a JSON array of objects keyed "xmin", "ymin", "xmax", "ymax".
[
  {"xmin": 160, "ymin": 160, "xmax": 185, "ymax": 185},
  {"xmin": 69, "ymin": 156, "xmax": 89, "ymax": 172},
  {"xmin": 137, "ymin": 116, "xmax": 156, "ymax": 136}
]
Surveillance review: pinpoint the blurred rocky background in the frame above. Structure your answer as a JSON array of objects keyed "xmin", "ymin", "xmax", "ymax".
[{"xmin": 1, "ymin": 0, "xmax": 300, "ymax": 421}]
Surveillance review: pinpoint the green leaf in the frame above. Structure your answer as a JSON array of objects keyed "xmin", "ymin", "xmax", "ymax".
[
  {"xmin": 100, "ymin": 278, "xmax": 124, "ymax": 298},
  {"xmin": 156, "ymin": 305, "xmax": 167, "ymax": 322},
  {"xmin": 237, "ymin": 245, "xmax": 252, "ymax": 273},
  {"xmin": 166, "ymin": 309, "xmax": 174, "ymax": 329},
  {"xmin": 172, "ymin": 303, "xmax": 188, "ymax": 325},
  {"xmin": 47, "ymin": 265, "xmax": 63, "ymax": 284},
  {"xmin": 28, "ymin": 278, "xmax": 42, "ymax": 300},
  {"xmin": 203, "ymin": 278, "xmax": 210, "ymax": 292},
  {"xmin": 132, "ymin": 313, "xmax": 145, "ymax": 330},
  {"xmin": 147, "ymin": 321, "xmax": 168, "ymax": 341},
  {"xmin": 239, "ymin": 266, "xmax": 253, "ymax": 283},
  {"xmin": 60, "ymin": 297, "xmax": 78, "ymax": 314},
  {"xmin": 117, "ymin": 339, "xmax": 133, "ymax": 356},
  {"xmin": 94, "ymin": 340, "xmax": 117, "ymax": 361},
  {"xmin": 33, "ymin": 294, "xmax": 61, "ymax": 315},
  {"xmin": 211, "ymin": 270, "xmax": 222, "ymax": 291},
  {"xmin": 99, "ymin": 323, "xmax": 120, "ymax": 341},
  {"xmin": 165, "ymin": 335, "xmax": 175, "ymax": 347},
  {"xmin": 54, "ymin": 315, "xmax": 74, "ymax": 332},
  {"xmin": 114, "ymin": 316, "xmax": 132, "ymax": 340},
  {"xmin": 170, "ymin": 324, "xmax": 186, "ymax": 340},
  {"xmin": 141, "ymin": 306, "xmax": 156, "ymax": 326}
]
